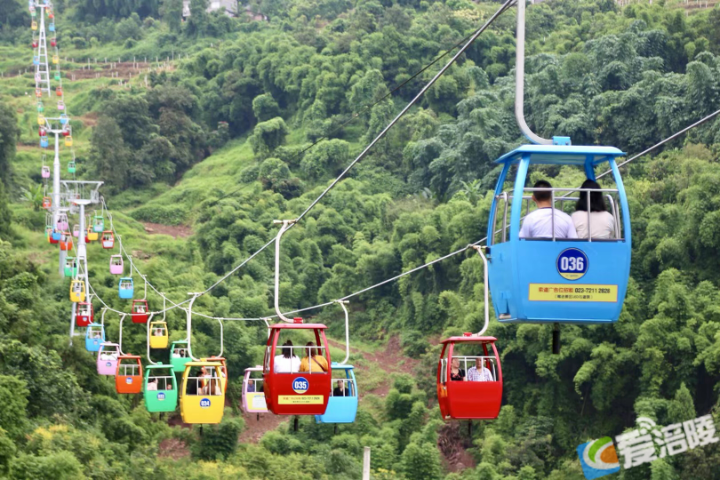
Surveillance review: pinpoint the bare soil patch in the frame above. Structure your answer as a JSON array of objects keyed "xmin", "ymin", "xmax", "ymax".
[
  {"xmin": 143, "ymin": 222, "xmax": 192, "ymax": 238},
  {"xmin": 158, "ymin": 437, "xmax": 190, "ymax": 460}
]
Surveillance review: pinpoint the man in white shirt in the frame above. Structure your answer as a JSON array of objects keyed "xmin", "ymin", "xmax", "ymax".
[
  {"xmin": 466, "ymin": 358, "xmax": 494, "ymax": 382},
  {"xmin": 519, "ymin": 180, "xmax": 578, "ymax": 239}
]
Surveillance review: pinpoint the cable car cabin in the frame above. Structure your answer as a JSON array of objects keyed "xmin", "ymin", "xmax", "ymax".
[
  {"xmin": 202, "ymin": 356, "xmax": 228, "ymax": 392},
  {"xmin": 32, "ymin": 40, "xmax": 38, "ymax": 48},
  {"xmin": 115, "ymin": 355, "xmax": 143, "ymax": 394},
  {"xmin": 57, "ymin": 100, "xmax": 64, "ymax": 110},
  {"xmin": 48, "ymin": 22, "xmax": 54, "ymax": 31},
  {"xmin": 40, "ymin": 136, "xmax": 48, "ymax": 148},
  {"xmin": 37, "ymin": 114, "xmax": 44, "ymax": 125},
  {"xmin": 60, "ymin": 235, "xmax": 73, "ymax": 251},
  {"xmin": 263, "ymin": 320, "xmax": 332, "ymax": 416},
  {"xmin": 37, "ymin": 102, "xmax": 44, "ymax": 113},
  {"xmin": 67, "ymin": 162, "xmax": 75, "ymax": 174},
  {"xmin": 487, "ymin": 145, "xmax": 631, "ymax": 324},
  {"xmin": 180, "ymin": 362, "xmax": 225, "ymax": 424},
  {"xmin": 93, "ymin": 216, "xmax": 104, "ymax": 233},
  {"xmin": 242, "ymin": 366, "xmax": 268, "ymax": 414},
  {"xmin": 31, "ymin": 20, "xmax": 37, "ymax": 30},
  {"xmin": 41, "ymin": 165, "xmax": 50, "ymax": 178},
  {"xmin": 54, "ymin": 71, "xmax": 61, "ymax": 81},
  {"xmin": 33, "ymin": 56, "xmax": 39, "ymax": 65},
  {"xmin": 131, "ymin": 299, "xmax": 149, "ymax": 324},
  {"xmin": 109, "ymin": 255, "xmax": 123, "ymax": 275},
  {"xmin": 51, "ymin": 38, "xmax": 56, "ymax": 47},
  {"xmin": 170, "ymin": 341, "xmax": 191, "ymax": 373},
  {"xmin": 35, "ymin": 89, "xmax": 42, "ymax": 98},
  {"xmin": 69, "ymin": 280, "xmax": 86, "ymax": 303},
  {"xmin": 76, "ymin": 301, "xmax": 94, "ymax": 327},
  {"xmin": 65, "ymin": 136, "xmax": 73, "ymax": 147},
  {"xmin": 315, "ymin": 364, "xmax": 358, "ymax": 424},
  {"xmin": 42, "ymin": 197, "xmax": 51, "ymax": 209},
  {"xmin": 49, "ymin": 230, "xmax": 61, "ymax": 244},
  {"xmin": 59, "ymin": 113, "xmax": 68, "ymax": 125},
  {"xmin": 97, "ymin": 343, "xmax": 120, "ymax": 375},
  {"xmin": 62, "ymin": 128, "xmax": 70, "ymax": 137},
  {"xmin": 72, "ymin": 224, "xmax": 80, "ymax": 237},
  {"xmin": 118, "ymin": 277, "xmax": 134, "ymax": 299},
  {"xmin": 57, "ymin": 213, "xmax": 69, "ymax": 231},
  {"xmin": 437, "ymin": 334, "xmax": 503, "ymax": 420},
  {"xmin": 102, "ymin": 231, "xmax": 114, "ymax": 249},
  {"xmin": 52, "ymin": 55, "xmax": 59, "ymax": 64},
  {"xmin": 56, "ymin": 86, "xmax": 62, "ymax": 96},
  {"xmin": 144, "ymin": 365, "xmax": 178, "ymax": 413},
  {"xmin": 86, "ymin": 228, "xmax": 98, "ymax": 242},
  {"xmin": 64, "ymin": 256, "xmax": 77, "ymax": 277},
  {"xmin": 149, "ymin": 321, "xmax": 169, "ymax": 349},
  {"xmin": 85, "ymin": 324, "xmax": 105, "ymax": 352}
]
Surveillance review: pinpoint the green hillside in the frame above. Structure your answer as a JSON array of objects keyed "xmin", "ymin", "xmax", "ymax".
[{"xmin": 1, "ymin": 0, "xmax": 720, "ymax": 478}]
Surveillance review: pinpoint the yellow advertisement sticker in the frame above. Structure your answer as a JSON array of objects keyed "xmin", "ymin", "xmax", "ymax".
[
  {"xmin": 278, "ymin": 395, "xmax": 324, "ymax": 405},
  {"xmin": 529, "ymin": 284, "xmax": 618, "ymax": 302}
]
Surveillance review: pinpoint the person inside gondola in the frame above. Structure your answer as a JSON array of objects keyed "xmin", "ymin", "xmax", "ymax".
[
  {"xmin": 154, "ymin": 328, "xmax": 163, "ymax": 336},
  {"xmin": 450, "ymin": 358, "xmax": 465, "ymax": 381},
  {"xmin": 300, "ymin": 342, "xmax": 328, "ymax": 373},
  {"xmin": 146, "ymin": 378, "xmax": 158, "ymax": 391},
  {"xmin": 93, "ymin": 331, "xmax": 102, "ymax": 339},
  {"xmin": 333, "ymin": 379, "xmax": 347, "ymax": 397},
  {"xmin": 274, "ymin": 341, "xmax": 300, "ymax": 373},
  {"xmin": 467, "ymin": 358, "xmax": 494, "ymax": 382},
  {"xmin": 247, "ymin": 379, "xmax": 255, "ymax": 393},
  {"xmin": 520, "ymin": 180, "xmax": 578, "ymax": 239},
  {"xmin": 572, "ymin": 179, "xmax": 615, "ymax": 239},
  {"xmin": 137, "ymin": 304, "xmax": 146, "ymax": 314}
]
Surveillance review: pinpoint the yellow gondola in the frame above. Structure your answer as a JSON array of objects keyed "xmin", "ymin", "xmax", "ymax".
[
  {"xmin": 69, "ymin": 280, "xmax": 86, "ymax": 303},
  {"xmin": 149, "ymin": 321, "xmax": 169, "ymax": 349},
  {"xmin": 180, "ymin": 362, "xmax": 225, "ymax": 424}
]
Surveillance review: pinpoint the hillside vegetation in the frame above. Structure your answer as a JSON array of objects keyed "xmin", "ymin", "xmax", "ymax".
[{"xmin": 1, "ymin": 0, "xmax": 720, "ymax": 478}]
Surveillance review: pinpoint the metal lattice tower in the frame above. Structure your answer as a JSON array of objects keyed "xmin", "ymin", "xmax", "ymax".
[{"xmin": 31, "ymin": 1, "xmax": 52, "ymax": 97}]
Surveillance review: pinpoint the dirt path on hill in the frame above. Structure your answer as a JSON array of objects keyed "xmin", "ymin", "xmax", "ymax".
[{"xmin": 143, "ymin": 222, "xmax": 192, "ymax": 238}]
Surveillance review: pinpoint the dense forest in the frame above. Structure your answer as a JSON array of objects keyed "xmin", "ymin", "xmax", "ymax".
[{"xmin": 1, "ymin": 0, "xmax": 720, "ymax": 478}]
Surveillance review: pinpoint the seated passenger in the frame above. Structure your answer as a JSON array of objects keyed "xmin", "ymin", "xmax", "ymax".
[
  {"xmin": 300, "ymin": 342, "xmax": 328, "ymax": 373},
  {"xmin": 450, "ymin": 358, "xmax": 465, "ymax": 381},
  {"xmin": 146, "ymin": 378, "xmax": 158, "ymax": 391},
  {"xmin": 274, "ymin": 341, "xmax": 300, "ymax": 373},
  {"xmin": 466, "ymin": 358, "xmax": 494, "ymax": 382},
  {"xmin": 571, "ymin": 179, "xmax": 615, "ymax": 239},
  {"xmin": 333, "ymin": 380, "xmax": 346, "ymax": 397},
  {"xmin": 154, "ymin": 328, "xmax": 163, "ymax": 336},
  {"xmin": 519, "ymin": 180, "xmax": 578, "ymax": 239},
  {"xmin": 247, "ymin": 379, "xmax": 256, "ymax": 393}
]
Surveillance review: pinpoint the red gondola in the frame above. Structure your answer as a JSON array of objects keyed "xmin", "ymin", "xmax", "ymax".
[
  {"xmin": 76, "ymin": 302, "xmax": 94, "ymax": 327},
  {"xmin": 101, "ymin": 231, "xmax": 114, "ymax": 249},
  {"xmin": 262, "ymin": 319, "xmax": 332, "ymax": 416},
  {"xmin": 51, "ymin": 38, "xmax": 56, "ymax": 47},
  {"xmin": 56, "ymin": 86, "xmax": 63, "ymax": 97},
  {"xmin": 131, "ymin": 299, "xmax": 149, "ymax": 324},
  {"xmin": 42, "ymin": 197, "xmax": 51, "ymax": 209},
  {"xmin": 437, "ymin": 334, "xmax": 502, "ymax": 420}
]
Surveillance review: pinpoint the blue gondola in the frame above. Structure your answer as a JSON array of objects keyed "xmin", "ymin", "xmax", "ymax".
[
  {"xmin": 486, "ymin": 144, "xmax": 631, "ymax": 324},
  {"xmin": 48, "ymin": 22, "xmax": 55, "ymax": 32},
  {"xmin": 40, "ymin": 136, "xmax": 48, "ymax": 148},
  {"xmin": 85, "ymin": 323, "xmax": 105, "ymax": 352},
  {"xmin": 314, "ymin": 364, "xmax": 358, "ymax": 424},
  {"xmin": 33, "ymin": 56, "xmax": 39, "ymax": 65},
  {"xmin": 118, "ymin": 277, "xmax": 134, "ymax": 299}
]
